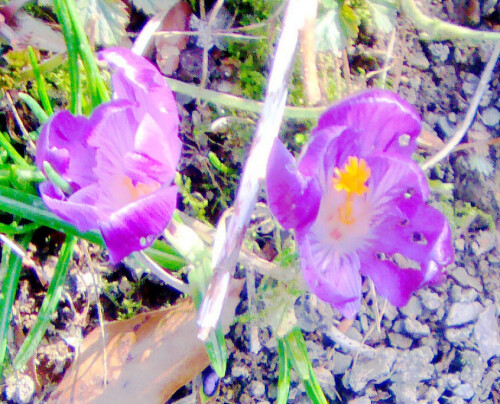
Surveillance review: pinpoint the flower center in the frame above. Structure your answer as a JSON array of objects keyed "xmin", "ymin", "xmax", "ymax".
[
  {"xmin": 123, "ymin": 176, "xmax": 161, "ymax": 201},
  {"xmin": 331, "ymin": 156, "xmax": 371, "ymax": 225}
]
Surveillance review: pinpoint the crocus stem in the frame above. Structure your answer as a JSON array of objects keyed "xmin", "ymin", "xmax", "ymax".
[
  {"xmin": 27, "ymin": 46, "xmax": 53, "ymax": 116},
  {"xmin": 401, "ymin": 0, "xmax": 500, "ymax": 42},
  {"xmin": 166, "ymin": 77, "xmax": 325, "ymax": 120}
]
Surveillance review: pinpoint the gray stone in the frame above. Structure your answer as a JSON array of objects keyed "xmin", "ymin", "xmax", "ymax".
[
  {"xmin": 231, "ymin": 366, "xmax": 250, "ymax": 378},
  {"xmin": 345, "ymin": 326, "xmax": 363, "ymax": 342},
  {"xmin": 400, "ymin": 296, "xmax": 423, "ymax": 318},
  {"xmin": 250, "ymin": 381, "xmax": 266, "ymax": 397},
  {"xmin": 446, "ymin": 302, "xmax": 483, "ymax": 326},
  {"xmin": 450, "ymin": 267, "xmax": 483, "ymax": 292},
  {"xmin": 420, "ymin": 290, "xmax": 442, "ymax": 311},
  {"xmin": 408, "ymin": 51, "xmax": 429, "ymax": 69},
  {"xmin": 460, "ymin": 350, "xmax": 486, "ymax": 388},
  {"xmin": 453, "ymin": 383, "xmax": 474, "ymax": 400},
  {"xmin": 437, "ymin": 116, "xmax": 456, "ymax": 138},
  {"xmin": 479, "ymin": 364, "xmax": 500, "ymax": 400},
  {"xmin": 391, "ymin": 346, "xmax": 435, "ymax": 384},
  {"xmin": 404, "ymin": 318, "xmax": 431, "ymax": 338},
  {"xmin": 313, "ymin": 367, "xmax": 337, "ymax": 401},
  {"xmin": 390, "ymin": 383, "xmax": 418, "ymax": 404},
  {"xmin": 383, "ymin": 301, "xmax": 399, "ymax": 322},
  {"xmin": 328, "ymin": 350, "xmax": 352, "ymax": 375},
  {"xmin": 429, "ymin": 42, "xmax": 450, "ymax": 62},
  {"xmin": 344, "ymin": 348, "xmax": 397, "ymax": 392},
  {"xmin": 445, "ymin": 325, "xmax": 473, "ymax": 344},
  {"xmin": 388, "ymin": 332, "xmax": 412, "ymax": 349},
  {"xmin": 480, "ymin": 107, "xmax": 500, "ymax": 126},
  {"xmin": 474, "ymin": 304, "xmax": 500, "ymax": 361},
  {"xmin": 348, "ymin": 396, "xmax": 371, "ymax": 404},
  {"xmin": 454, "ymin": 238, "xmax": 465, "ymax": 251}
]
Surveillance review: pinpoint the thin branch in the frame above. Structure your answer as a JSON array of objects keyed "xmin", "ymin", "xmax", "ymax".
[
  {"xmin": 401, "ymin": 0, "xmax": 500, "ymax": 42},
  {"xmin": 422, "ymin": 43, "xmax": 500, "ymax": 170},
  {"xmin": 196, "ymin": 0, "xmax": 308, "ymax": 341},
  {"xmin": 5, "ymin": 92, "xmax": 36, "ymax": 155}
]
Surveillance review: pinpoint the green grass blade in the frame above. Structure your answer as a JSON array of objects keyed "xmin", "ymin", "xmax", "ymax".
[
  {"xmin": 0, "ymin": 132, "xmax": 29, "ymax": 167},
  {"xmin": 62, "ymin": 0, "xmax": 109, "ymax": 107},
  {"xmin": 0, "ymin": 233, "xmax": 32, "ymax": 376},
  {"xmin": 284, "ymin": 328, "xmax": 328, "ymax": 404},
  {"xmin": 144, "ymin": 241, "xmax": 185, "ymax": 271},
  {"xmin": 18, "ymin": 92, "xmax": 49, "ymax": 124},
  {"xmin": 27, "ymin": 46, "xmax": 53, "ymax": 116},
  {"xmin": 277, "ymin": 338, "xmax": 291, "ymax": 404},
  {"xmin": 52, "ymin": 0, "xmax": 81, "ymax": 114},
  {"xmin": 13, "ymin": 236, "xmax": 77, "ymax": 370},
  {"xmin": 0, "ymin": 222, "xmax": 39, "ymax": 235},
  {"xmin": 0, "ymin": 185, "xmax": 103, "ymax": 246}
]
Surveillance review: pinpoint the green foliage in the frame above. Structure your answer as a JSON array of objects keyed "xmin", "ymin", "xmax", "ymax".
[{"xmin": 176, "ymin": 173, "xmax": 209, "ymax": 222}]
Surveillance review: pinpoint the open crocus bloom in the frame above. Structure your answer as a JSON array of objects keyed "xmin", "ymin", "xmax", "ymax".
[
  {"xmin": 266, "ymin": 90, "xmax": 453, "ymax": 318},
  {"xmin": 36, "ymin": 48, "xmax": 181, "ymax": 263}
]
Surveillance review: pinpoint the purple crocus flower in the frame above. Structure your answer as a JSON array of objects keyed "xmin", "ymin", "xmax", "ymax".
[
  {"xmin": 266, "ymin": 90, "xmax": 453, "ymax": 318},
  {"xmin": 36, "ymin": 48, "xmax": 181, "ymax": 263}
]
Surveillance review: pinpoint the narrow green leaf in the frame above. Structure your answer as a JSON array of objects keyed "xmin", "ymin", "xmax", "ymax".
[
  {"xmin": 63, "ymin": 0, "xmax": 110, "ymax": 107},
  {"xmin": 0, "ymin": 186, "xmax": 103, "ymax": 246},
  {"xmin": 43, "ymin": 161, "xmax": 72, "ymax": 194},
  {"xmin": 277, "ymin": 338, "xmax": 291, "ymax": 404},
  {"xmin": 284, "ymin": 328, "xmax": 328, "ymax": 404},
  {"xmin": 18, "ymin": 93, "xmax": 49, "ymax": 124},
  {"xmin": 0, "ymin": 233, "xmax": 32, "ymax": 376},
  {"xmin": 0, "ymin": 132, "xmax": 29, "ymax": 168},
  {"xmin": 52, "ymin": 0, "xmax": 82, "ymax": 114},
  {"xmin": 13, "ymin": 236, "xmax": 77, "ymax": 370},
  {"xmin": 27, "ymin": 46, "xmax": 54, "ymax": 116}
]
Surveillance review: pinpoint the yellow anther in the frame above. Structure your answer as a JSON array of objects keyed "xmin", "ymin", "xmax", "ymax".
[{"xmin": 332, "ymin": 156, "xmax": 371, "ymax": 196}]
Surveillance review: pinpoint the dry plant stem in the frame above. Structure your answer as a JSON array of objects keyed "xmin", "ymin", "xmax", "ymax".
[
  {"xmin": 342, "ymin": 49, "xmax": 352, "ymax": 94},
  {"xmin": 381, "ymin": 29, "xmax": 396, "ymax": 88},
  {"xmin": 246, "ymin": 266, "xmax": 261, "ymax": 354},
  {"xmin": 5, "ymin": 92, "xmax": 36, "ymax": 155},
  {"xmin": 136, "ymin": 251, "xmax": 189, "ymax": 294},
  {"xmin": 300, "ymin": 0, "xmax": 321, "ymax": 105},
  {"xmin": 131, "ymin": 9, "xmax": 169, "ymax": 56},
  {"xmin": 422, "ymin": 42, "xmax": 500, "ymax": 170},
  {"xmin": 82, "ymin": 241, "xmax": 108, "ymax": 387},
  {"xmin": 199, "ymin": 0, "xmax": 225, "ymax": 95},
  {"xmin": 196, "ymin": 0, "xmax": 308, "ymax": 341}
]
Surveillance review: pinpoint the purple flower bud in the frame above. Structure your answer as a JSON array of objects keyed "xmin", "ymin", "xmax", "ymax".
[
  {"xmin": 266, "ymin": 90, "xmax": 454, "ymax": 318},
  {"xmin": 36, "ymin": 48, "xmax": 181, "ymax": 263}
]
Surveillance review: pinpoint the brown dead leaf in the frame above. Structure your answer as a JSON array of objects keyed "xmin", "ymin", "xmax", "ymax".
[
  {"xmin": 48, "ymin": 279, "xmax": 243, "ymax": 404},
  {"xmin": 155, "ymin": 1, "xmax": 192, "ymax": 76},
  {"xmin": 417, "ymin": 128, "xmax": 445, "ymax": 151}
]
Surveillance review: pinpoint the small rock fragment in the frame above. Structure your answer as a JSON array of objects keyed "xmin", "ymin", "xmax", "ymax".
[
  {"xmin": 400, "ymin": 296, "xmax": 423, "ymax": 318},
  {"xmin": 450, "ymin": 267, "xmax": 483, "ymax": 292},
  {"xmin": 474, "ymin": 304, "xmax": 500, "ymax": 361},
  {"xmin": 388, "ymin": 332, "xmax": 412, "ymax": 349},
  {"xmin": 480, "ymin": 107, "xmax": 500, "ymax": 126},
  {"xmin": 250, "ymin": 381, "xmax": 266, "ymax": 398},
  {"xmin": 404, "ymin": 318, "xmax": 431, "ymax": 338},
  {"xmin": 420, "ymin": 290, "xmax": 442, "ymax": 312},
  {"xmin": 446, "ymin": 302, "xmax": 483, "ymax": 326},
  {"xmin": 344, "ymin": 348, "xmax": 397, "ymax": 392}
]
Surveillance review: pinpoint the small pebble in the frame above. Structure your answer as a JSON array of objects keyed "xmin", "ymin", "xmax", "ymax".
[
  {"xmin": 404, "ymin": 318, "xmax": 431, "ymax": 338},
  {"xmin": 446, "ymin": 302, "xmax": 483, "ymax": 326},
  {"xmin": 480, "ymin": 107, "xmax": 500, "ymax": 126},
  {"xmin": 250, "ymin": 381, "xmax": 266, "ymax": 397}
]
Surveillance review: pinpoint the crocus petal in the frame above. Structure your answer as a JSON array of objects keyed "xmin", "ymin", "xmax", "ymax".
[
  {"xmin": 39, "ymin": 182, "xmax": 100, "ymax": 232},
  {"xmin": 36, "ymin": 110, "xmax": 97, "ymax": 189},
  {"xmin": 266, "ymin": 139, "xmax": 321, "ymax": 231},
  {"xmin": 98, "ymin": 47, "xmax": 181, "ymax": 164},
  {"xmin": 360, "ymin": 203, "xmax": 453, "ymax": 306},
  {"xmin": 316, "ymin": 90, "xmax": 421, "ymax": 157},
  {"xmin": 99, "ymin": 185, "xmax": 178, "ymax": 263},
  {"xmin": 298, "ymin": 231, "xmax": 362, "ymax": 318},
  {"xmin": 298, "ymin": 125, "xmax": 347, "ymax": 180}
]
